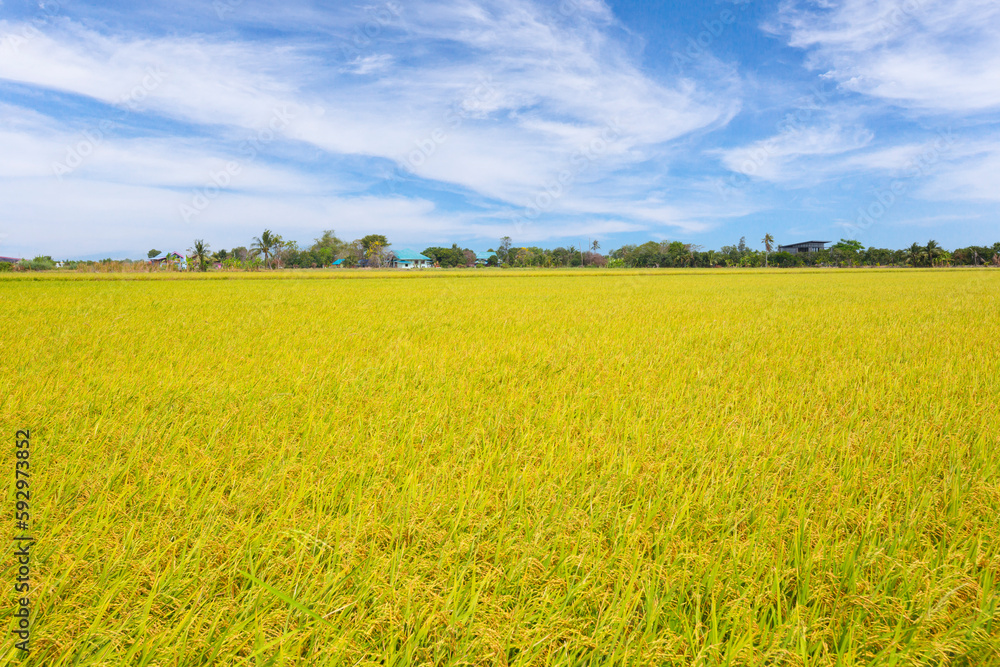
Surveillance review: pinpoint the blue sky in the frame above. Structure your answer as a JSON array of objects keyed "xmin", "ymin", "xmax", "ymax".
[{"xmin": 1, "ymin": 0, "xmax": 998, "ymax": 259}]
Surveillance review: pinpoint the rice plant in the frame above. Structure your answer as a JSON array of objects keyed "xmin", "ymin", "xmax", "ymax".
[{"xmin": 1, "ymin": 269, "xmax": 998, "ymax": 665}]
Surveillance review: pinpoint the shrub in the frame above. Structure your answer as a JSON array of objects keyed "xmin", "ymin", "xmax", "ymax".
[{"xmin": 25, "ymin": 256, "xmax": 56, "ymax": 271}]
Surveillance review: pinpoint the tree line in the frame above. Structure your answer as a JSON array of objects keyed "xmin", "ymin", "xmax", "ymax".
[
  {"xmin": 183, "ymin": 230, "xmax": 392, "ymax": 271},
  {"xmin": 607, "ymin": 238, "xmax": 1000, "ymax": 269},
  {"xmin": 4, "ymin": 232, "xmax": 999, "ymax": 272}
]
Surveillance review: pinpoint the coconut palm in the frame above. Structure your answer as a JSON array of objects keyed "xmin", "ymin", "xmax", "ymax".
[
  {"xmin": 762, "ymin": 233, "xmax": 775, "ymax": 267},
  {"xmin": 189, "ymin": 239, "xmax": 211, "ymax": 272},
  {"xmin": 251, "ymin": 230, "xmax": 278, "ymax": 268},
  {"xmin": 925, "ymin": 240, "xmax": 942, "ymax": 267},
  {"xmin": 907, "ymin": 242, "xmax": 924, "ymax": 267}
]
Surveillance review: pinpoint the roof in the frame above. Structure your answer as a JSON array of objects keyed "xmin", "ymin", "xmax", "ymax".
[
  {"xmin": 393, "ymin": 249, "xmax": 431, "ymax": 261},
  {"xmin": 332, "ymin": 259, "xmax": 345, "ymax": 265},
  {"xmin": 475, "ymin": 251, "xmax": 497, "ymax": 260},
  {"xmin": 0, "ymin": 256, "xmax": 22, "ymax": 263},
  {"xmin": 779, "ymin": 241, "xmax": 830, "ymax": 246}
]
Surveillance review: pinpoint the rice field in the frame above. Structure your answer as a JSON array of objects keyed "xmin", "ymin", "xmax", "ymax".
[{"xmin": 2, "ymin": 268, "xmax": 999, "ymax": 665}]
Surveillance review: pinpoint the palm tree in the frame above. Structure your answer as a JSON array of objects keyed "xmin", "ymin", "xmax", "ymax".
[
  {"xmin": 907, "ymin": 242, "xmax": 924, "ymax": 267},
  {"xmin": 925, "ymin": 240, "xmax": 942, "ymax": 267},
  {"xmin": 762, "ymin": 233, "xmax": 775, "ymax": 267},
  {"xmin": 251, "ymin": 230, "xmax": 277, "ymax": 268},
  {"xmin": 189, "ymin": 239, "xmax": 211, "ymax": 272}
]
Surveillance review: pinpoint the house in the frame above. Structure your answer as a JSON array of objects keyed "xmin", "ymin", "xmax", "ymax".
[
  {"xmin": 391, "ymin": 249, "xmax": 433, "ymax": 269},
  {"xmin": 331, "ymin": 258, "xmax": 345, "ymax": 267},
  {"xmin": 150, "ymin": 252, "xmax": 188, "ymax": 270},
  {"xmin": 474, "ymin": 251, "xmax": 497, "ymax": 266},
  {"xmin": 0, "ymin": 256, "xmax": 22, "ymax": 264},
  {"xmin": 778, "ymin": 241, "xmax": 829, "ymax": 254}
]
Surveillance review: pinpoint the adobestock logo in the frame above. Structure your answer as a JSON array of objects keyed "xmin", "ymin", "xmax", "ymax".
[
  {"xmin": 672, "ymin": 1, "xmax": 751, "ymax": 74},
  {"xmin": 847, "ymin": 129, "xmax": 957, "ymax": 236},
  {"xmin": 511, "ymin": 119, "xmax": 623, "ymax": 236},
  {"xmin": 401, "ymin": 75, "xmax": 501, "ymax": 171},
  {"xmin": 52, "ymin": 67, "xmax": 167, "ymax": 179},
  {"xmin": 179, "ymin": 105, "xmax": 299, "ymax": 222}
]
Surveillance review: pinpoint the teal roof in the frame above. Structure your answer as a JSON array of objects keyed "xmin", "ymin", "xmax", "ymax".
[
  {"xmin": 393, "ymin": 249, "xmax": 431, "ymax": 261},
  {"xmin": 332, "ymin": 258, "xmax": 345, "ymax": 265},
  {"xmin": 475, "ymin": 251, "xmax": 496, "ymax": 260}
]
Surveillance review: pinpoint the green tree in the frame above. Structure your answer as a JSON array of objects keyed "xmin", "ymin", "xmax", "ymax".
[
  {"xmin": 833, "ymin": 239, "xmax": 865, "ymax": 253},
  {"xmin": 907, "ymin": 242, "xmax": 924, "ymax": 267},
  {"xmin": 251, "ymin": 230, "xmax": 280, "ymax": 268},
  {"xmin": 830, "ymin": 239, "xmax": 864, "ymax": 267},
  {"xmin": 422, "ymin": 245, "xmax": 473, "ymax": 268},
  {"xmin": 360, "ymin": 235, "xmax": 388, "ymax": 254},
  {"xmin": 189, "ymin": 239, "xmax": 211, "ymax": 272},
  {"xmin": 360, "ymin": 235, "xmax": 389, "ymax": 268},
  {"xmin": 147, "ymin": 249, "xmax": 161, "ymax": 259},
  {"xmin": 275, "ymin": 240, "xmax": 300, "ymax": 268},
  {"xmin": 342, "ymin": 240, "xmax": 365, "ymax": 267},
  {"xmin": 761, "ymin": 233, "xmax": 774, "ymax": 267},
  {"xmin": 311, "ymin": 229, "xmax": 344, "ymax": 266},
  {"xmin": 497, "ymin": 236, "xmax": 513, "ymax": 266},
  {"xmin": 925, "ymin": 240, "xmax": 943, "ymax": 267}
]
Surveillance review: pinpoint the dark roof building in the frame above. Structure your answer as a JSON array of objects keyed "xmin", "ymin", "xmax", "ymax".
[{"xmin": 778, "ymin": 241, "xmax": 829, "ymax": 254}]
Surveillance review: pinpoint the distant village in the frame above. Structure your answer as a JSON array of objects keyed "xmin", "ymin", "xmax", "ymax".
[{"xmin": 2, "ymin": 231, "xmax": 999, "ymax": 272}]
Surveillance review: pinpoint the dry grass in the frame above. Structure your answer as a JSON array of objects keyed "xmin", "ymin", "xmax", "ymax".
[{"xmin": 1, "ymin": 269, "xmax": 999, "ymax": 665}]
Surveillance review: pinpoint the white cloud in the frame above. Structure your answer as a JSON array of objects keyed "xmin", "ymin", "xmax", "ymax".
[
  {"xmin": 716, "ymin": 124, "xmax": 874, "ymax": 182},
  {"xmin": 769, "ymin": 0, "xmax": 1000, "ymax": 112},
  {"xmin": 0, "ymin": 0, "xmax": 736, "ymax": 224},
  {"xmin": 921, "ymin": 144, "xmax": 1000, "ymax": 202},
  {"xmin": 343, "ymin": 54, "xmax": 394, "ymax": 75},
  {"xmin": 0, "ymin": 174, "xmax": 474, "ymax": 258}
]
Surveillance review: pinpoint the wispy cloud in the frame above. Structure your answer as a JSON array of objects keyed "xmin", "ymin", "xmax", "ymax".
[
  {"xmin": 768, "ymin": 0, "xmax": 1000, "ymax": 113},
  {"xmin": 343, "ymin": 53, "xmax": 394, "ymax": 75},
  {"xmin": 0, "ymin": 1, "xmax": 741, "ymax": 255},
  {"xmin": 0, "ymin": 0, "xmax": 997, "ymax": 258},
  {"xmin": 717, "ymin": 124, "xmax": 874, "ymax": 182}
]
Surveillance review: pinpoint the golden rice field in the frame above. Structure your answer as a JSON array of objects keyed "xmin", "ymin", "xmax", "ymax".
[{"xmin": 2, "ymin": 268, "xmax": 999, "ymax": 666}]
